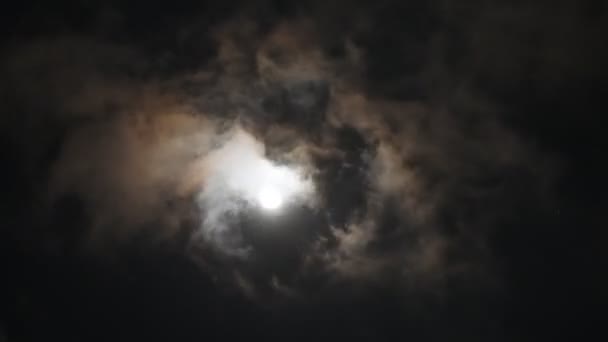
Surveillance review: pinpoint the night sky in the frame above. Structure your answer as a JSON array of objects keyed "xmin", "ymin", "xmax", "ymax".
[{"xmin": 1, "ymin": 1, "xmax": 607, "ymax": 341}]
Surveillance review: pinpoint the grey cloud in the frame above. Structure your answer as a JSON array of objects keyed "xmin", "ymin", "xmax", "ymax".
[{"xmin": 1, "ymin": 3, "xmax": 560, "ymax": 303}]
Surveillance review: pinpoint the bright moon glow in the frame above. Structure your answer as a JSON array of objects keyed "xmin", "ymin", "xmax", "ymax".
[
  {"xmin": 258, "ymin": 185, "xmax": 283, "ymax": 210},
  {"xmin": 201, "ymin": 127, "xmax": 313, "ymax": 214}
]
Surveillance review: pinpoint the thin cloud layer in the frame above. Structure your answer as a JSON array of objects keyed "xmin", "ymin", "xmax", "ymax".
[{"xmin": 1, "ymin": 0, "xmax": 570, "ymax": 309}]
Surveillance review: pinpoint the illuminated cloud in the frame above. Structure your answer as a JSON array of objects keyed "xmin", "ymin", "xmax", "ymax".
[{"xmin": 193, "ymin": 126, "xmax": 315, "ymax": 256}]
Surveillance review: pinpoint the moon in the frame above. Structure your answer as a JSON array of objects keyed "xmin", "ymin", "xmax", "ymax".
[{"xmin": 258, "ymin": 185, "xmax": 283, "ymax": 210}]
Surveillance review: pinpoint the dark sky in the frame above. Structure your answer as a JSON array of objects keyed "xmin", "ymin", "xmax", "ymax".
[{"xmin": 1, "ymin": 1, "xmax": 607, "ymax": 341}]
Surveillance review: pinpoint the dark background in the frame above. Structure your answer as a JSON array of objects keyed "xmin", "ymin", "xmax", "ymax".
[{"xmin": 1, "ymin": 1, "xmax": 607, "ymax": 341}]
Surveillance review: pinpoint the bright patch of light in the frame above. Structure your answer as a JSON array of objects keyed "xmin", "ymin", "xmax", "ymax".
[
  {"xmin": 258, "ymin": 185, "xmax": 283, "ymax": 210},
  {"xmin": 200, "ymin": 127, "xmax": 313, "ymax": 213}
]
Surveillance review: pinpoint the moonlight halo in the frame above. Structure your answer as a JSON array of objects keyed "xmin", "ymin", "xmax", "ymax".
[
  {"xmin": 258, "ymin": 185, "xmax": 283, "ymax": 210},
  {"xmin": 196, "ymin": 126, "xmax": 314, "ymax": 252}
]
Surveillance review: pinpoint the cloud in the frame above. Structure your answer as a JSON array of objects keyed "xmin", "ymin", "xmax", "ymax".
[
  {"xmin": 190, "ymin": 125, "xmax": 315, "ymax": 257},
  {"xmin": 0, "ymin": 2, "xmax": 560, "ymax": 304}
]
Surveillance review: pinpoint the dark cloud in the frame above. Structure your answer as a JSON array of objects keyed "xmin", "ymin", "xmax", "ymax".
[{"xmin": 1, "ymin": 1, "xmax": 605, "ymax": 341}]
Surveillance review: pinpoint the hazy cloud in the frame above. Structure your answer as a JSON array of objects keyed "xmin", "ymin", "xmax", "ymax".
[{"xmin": 1, "ymin": 1, "xmax": 561, "ymax": 302}]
